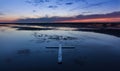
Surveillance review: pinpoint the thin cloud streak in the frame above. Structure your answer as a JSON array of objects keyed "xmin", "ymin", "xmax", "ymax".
[{"xmin": 71, "ymin": 0, "xmax": 113, "ymax": 11}]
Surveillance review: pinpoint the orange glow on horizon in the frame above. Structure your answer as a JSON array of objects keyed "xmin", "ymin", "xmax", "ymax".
[
  {"xmin": 0, "ymin": 20, "xmax": 15, "ymax": 23},
  {"xmin": 59, "ymin": 18, "xmax": 120, "ymax": 23},
  {"xmin": 0, "ymin": 16, "xmax": 20, "ymax": 23},
  {"xmin": 0, "ymin": 17, "xmax": 120, "ymax": 23}
]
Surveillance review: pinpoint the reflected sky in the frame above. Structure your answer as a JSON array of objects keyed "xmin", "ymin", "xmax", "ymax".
[{"xmin": 0, "ymin": 25, "xmax": 120, "ymax": 71}]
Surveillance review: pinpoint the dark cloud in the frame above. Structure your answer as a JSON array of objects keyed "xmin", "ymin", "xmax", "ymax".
[
  {"xmin": 76, "ymin": 11, "xmax": 120, "ymax": 19},
  {"xmin": 48, "ymin": 5, "xmax": 58, "ymax": 9},
  {"xmin": 33, "ymin": 10, "xmax": 37, "ymax": 13},
  {"xmin": 65, "ymin": 0, "xmax": 88, "ymax": 5},
  {"xmin": 15, "ymin": 11, "xmax": 120, "ymax": 23},
  {"xmin": 65, "ymin": 2, "xmax": 73, "ymax": 5}
]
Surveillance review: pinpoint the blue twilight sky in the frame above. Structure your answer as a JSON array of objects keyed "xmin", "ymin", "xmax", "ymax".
[{"xmin": 0, "ymin": 0, "xmax": 120, "ymax": 22}]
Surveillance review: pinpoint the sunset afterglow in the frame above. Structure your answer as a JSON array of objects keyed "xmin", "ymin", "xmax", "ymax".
[{"xmin": 0, "ymin": 0, "xmax": 120, "ymax": 23}]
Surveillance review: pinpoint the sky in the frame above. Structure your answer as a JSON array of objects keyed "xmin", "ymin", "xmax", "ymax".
[{"xmin": 0, "ymin": 0, "xmax": 120, "ymax": 23}]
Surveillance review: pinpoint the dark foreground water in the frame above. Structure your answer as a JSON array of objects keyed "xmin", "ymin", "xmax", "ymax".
[{"xmin": 0, "ymin": 24, "xmax": 120, "ymax": 71}]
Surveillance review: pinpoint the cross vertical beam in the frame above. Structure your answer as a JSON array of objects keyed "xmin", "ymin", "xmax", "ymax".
[
  {"xmin": 58, "ymin": 44, "xmax": 62, "ymax": 64},
  {"xmin": 46, "ymin": 45, "xmax": 75, "ymax": 64}
]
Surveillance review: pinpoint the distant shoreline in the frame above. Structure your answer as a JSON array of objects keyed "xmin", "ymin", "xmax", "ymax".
[
  {"xmin": 0, "ymin": 22, "xmax": 120, "ymax": 28},
  {"xmin": 0, "ymin": 23, "xmax": 120, "ymax": 37}
]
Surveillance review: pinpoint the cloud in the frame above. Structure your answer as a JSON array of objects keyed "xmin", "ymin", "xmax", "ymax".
[
  {"xmin": 25, "ymin": 0, "xmax": 50, "ymax": 7},
  {"xmin": 83, "ymin": 1, "xmax": 110, "ymax": 9},
  {"xmin": 65, "ymin": 2, "xmax": 73, "ymax": 5},
  {"xmin": 75, "ymin": 11, "xmax": 120, "ymax": 19},
  {"xmin": 26, "ymin": 0, "xmax": 50, "ymax": 4},
  {"xmin": 71, "ymin": 0, "xmax": 113, "ymax": 11},
  {"xmin": 81, "ymin": 12, "xmax": 92, "ymax": 14},
  {"xmin": 77, "ymin": 0, "xmax": 88, "ymax": 4},
  {"xmin": 48, "ymin": 5, "xmax": 58, "ymax": 9},
  {"xmin": 15, "ymin": 11, "xmax": 120, "ymax": 23},
  {"xmin": 25, "ymin": 0, "xmax": 88, "ymax": 10},
  {"xmin": 33, "ymin": 10, "xmax": 37, "ymax": 13},
  {"xmin": 0, "ymin": 12, "xmax": 4, "ymax": 15},
  {"xmin": 0, "ymin": 12, "xmax": 4, "ymax": 18}
]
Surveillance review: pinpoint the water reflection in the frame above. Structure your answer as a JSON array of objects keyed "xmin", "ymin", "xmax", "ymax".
[
  {"xmin": 9, "ymin": 24, "xmax": 120, "ymax": 37},
  {"xmin": 0, "ymin": 24, "xmax": 120, "ymax": 71},
  {"xmin": 17, "ymin": 49, "xmax": 31, "ymax": 55},
  {"xmin": 31, "ymin": 32, "xmax": 47, "ymax": 43},
  {"xmin": 74, "ymin": 56, "xmax": 88, "ymax": 66}
]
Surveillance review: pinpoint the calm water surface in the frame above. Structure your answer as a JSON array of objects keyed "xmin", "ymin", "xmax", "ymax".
[{"xmin": 0, "ymin": 25, "xmax": 120, "ymax": 71}]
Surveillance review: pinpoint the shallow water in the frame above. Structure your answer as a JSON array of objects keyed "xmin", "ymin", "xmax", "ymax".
[{"xmin": 0, "ymin": 25, "xmax": 120, "ymax": 71}]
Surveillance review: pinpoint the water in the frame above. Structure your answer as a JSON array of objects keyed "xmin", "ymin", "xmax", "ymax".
[{"xmin": 0, "ymin": 24, "xmax": 120, "ymax": 71}]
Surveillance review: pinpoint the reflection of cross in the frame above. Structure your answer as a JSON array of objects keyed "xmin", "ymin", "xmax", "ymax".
[{"xmin": 46, "ymin": 43, "xmax": 75, "ymax": 64}]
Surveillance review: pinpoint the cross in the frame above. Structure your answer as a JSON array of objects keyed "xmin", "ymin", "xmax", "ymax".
[
  {"xmin": 32, "ymin": 33, "xmax": 76, "ymax": 64},
  {"xmin": 46, "ymin": 44, "xmax": 75, "ymax": 64},
  {"xmin": 46, "ymin": 37, "xmax": 75, "ymax": 64}
]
